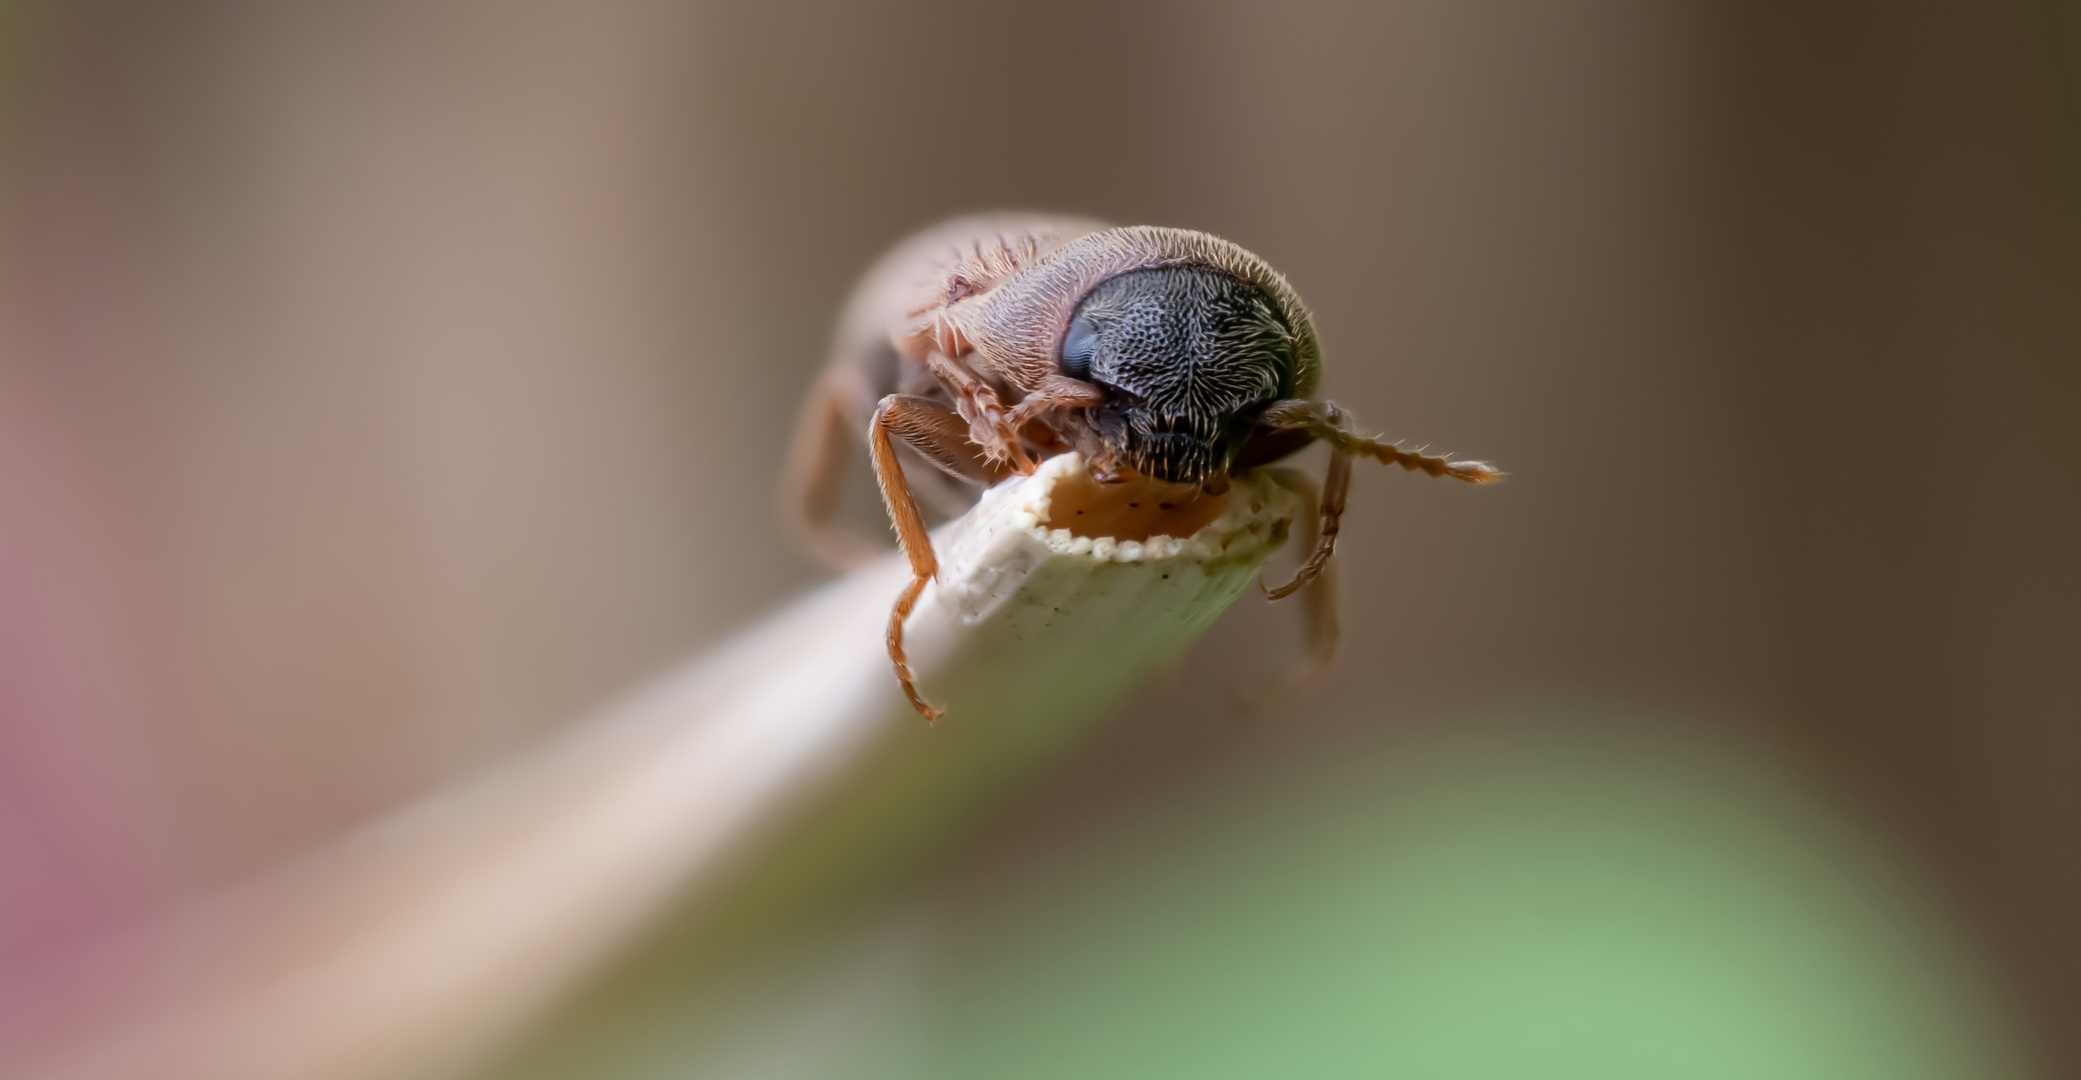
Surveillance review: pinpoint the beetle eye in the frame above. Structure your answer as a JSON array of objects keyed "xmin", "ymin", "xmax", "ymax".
[{"xmin": 1060, "ymin": 312, "xmax": 1097, "ymax": 380}]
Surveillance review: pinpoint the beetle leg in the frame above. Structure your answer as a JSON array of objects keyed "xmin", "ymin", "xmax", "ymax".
[
  {"xmin": 923, "ymin": 351, "xmax": 1036, "ymax": 475},
  {"xmin": 1007, "ymin": 374, "xmax": 1107, "ymax": 428},
  {"xmin": 784, "ymin": 369, "xmax": 888, "ymax": 568},
  {"xmin": 881, "ymin": 394, "xmax": 1017, "ymax": 486},
  {"xmin": 873, "ymin": 394, "xmax": 1019, "ymax": 720},
  {"xmin": 1241, "ymin": 467, "xmax": 1341, "ymax": 711},
  {"xmin": 1255, "ymin": 399, "xmax": 1498, "ymax": 600},
  {"xmin": 1262, "ymin": 440, "xmax": 1352, "ymax": 601}
]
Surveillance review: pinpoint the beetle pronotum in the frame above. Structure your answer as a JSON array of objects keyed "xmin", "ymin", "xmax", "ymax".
[{"xmin": 786, "ymin": 214, "xmax": 1498, "ymax": 719}]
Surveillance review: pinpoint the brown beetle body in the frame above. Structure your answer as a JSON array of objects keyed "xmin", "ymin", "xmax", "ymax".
[{"xmin": 786, "ymin": 214, "xmax": 1497, "ymax": 719}]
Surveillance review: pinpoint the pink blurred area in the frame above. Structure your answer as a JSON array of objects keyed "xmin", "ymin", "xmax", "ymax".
[
  {"xmin": 0, "ymin": 0, "xmax": 752, "ymax": 974},
  {"xmin": 0, "ymin": 365, "xmax": 184, "ymax": 976},
  {"xmin": 0, "ymin": 0, "xmax": 2076, "ymax": 1073}
]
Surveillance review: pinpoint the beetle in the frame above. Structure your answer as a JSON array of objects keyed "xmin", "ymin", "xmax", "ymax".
[{"xmin": 786, "ymin": 214, "xmax": 1498, "ymax": 719}]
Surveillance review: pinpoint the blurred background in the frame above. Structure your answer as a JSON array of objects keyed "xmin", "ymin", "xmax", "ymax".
[{"xmin": 1, "ymin": 0, "xmax": 2075, "ymax": 1076}]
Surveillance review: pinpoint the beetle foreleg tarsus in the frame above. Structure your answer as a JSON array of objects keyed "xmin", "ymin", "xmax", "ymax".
[
  {"xmin": 962, "ymin": 386, "xmax": 1034, "ymax": 474},
  {"xmin": 990, "ymin": 407, "xmax": 1039, "ymax": 475},
  {"xmin": 923, "ymin": 350, "xmax": 1035, "ymax": 475}
]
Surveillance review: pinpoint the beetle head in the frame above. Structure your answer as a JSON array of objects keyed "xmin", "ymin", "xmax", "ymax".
[{"xmin": 1060, "ymin": 266, "xmax": 1297, "ymax": 485}]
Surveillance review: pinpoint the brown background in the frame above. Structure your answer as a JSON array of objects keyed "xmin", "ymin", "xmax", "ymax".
[{"xmin": 2, "ymin": 0, "xmax": 2076, "ymax": 1071}]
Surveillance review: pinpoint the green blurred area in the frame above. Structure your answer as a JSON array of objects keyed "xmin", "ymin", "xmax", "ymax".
[{"xmin": 497, "ymin": 712, "xmax": 2027, "ymax": 1080}]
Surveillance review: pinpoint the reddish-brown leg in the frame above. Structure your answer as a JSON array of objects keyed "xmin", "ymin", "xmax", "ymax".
[
  {"xmin": 1007, "ymin": 374, "xmax": 1108, "ymax": 428},
  {"xmin": 870, "ymin": 398, "xmax": 942, "ymax": 720},
  {"xmin": 1263, "ymin": 440, "xmax": 1351, "ymax": 601},
  {"xmin": 783, "ymin": 369, "xmax": 888, "ymax": 568},
  {"xmin": 1243, "ymin": 467, "xmax": 1341, "ymax": 711},
  {"xmin": 870, "ymin": 394, "xmax": 1013, "ymax": 720},
  {"xmin": 1256, "ymin": 399, "xmax": 1498, "ymax": 599},
  {"xmin": 923, "ymin": 351, "xmax": 1035, "ymax": 475},
  {"xmin": 880, "ymin": 394, "xmax": 1016, "ymax": 487}
]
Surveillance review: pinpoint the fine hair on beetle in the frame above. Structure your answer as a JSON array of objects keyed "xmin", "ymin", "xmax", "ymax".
[{"xmin": 785, "ymin": 214, "xmax": 1500, "ymax": 719}]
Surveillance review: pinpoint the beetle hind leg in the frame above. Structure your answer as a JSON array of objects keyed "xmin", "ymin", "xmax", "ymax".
[{"xmin": 784, "ymin": 370, "xmax": 889, "ymax": 568}]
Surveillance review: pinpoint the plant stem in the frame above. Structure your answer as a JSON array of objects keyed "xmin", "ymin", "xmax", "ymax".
[{"xmin": 2, "ymin": 454, "xmax": 1297, "ymax": 1080}]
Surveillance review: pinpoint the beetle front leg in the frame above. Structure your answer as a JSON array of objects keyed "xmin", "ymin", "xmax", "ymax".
[
  {"xmin": 923, "ymin": 351, "xmax": 1036, "ymax": 475},
  {"xmin": 1253, "ymin": 399, "xmax": 1499, "ymax": 599},
  {"xmin": 1243, "ymin": 466, "xmax": 1341, "ymax": 711},
  {"xmin": 1263, "ymin": 438, "xmax": 1351, "ymax": 601},
  {"xmin": 1007, "ymin": 374, "xmax": 1108, "ymax": 428}
]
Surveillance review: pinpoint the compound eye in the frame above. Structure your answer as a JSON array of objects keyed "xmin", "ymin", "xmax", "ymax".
[{"xmin": 1059, "ymin": 312, "xmax": 1098, "ymax": 380}]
